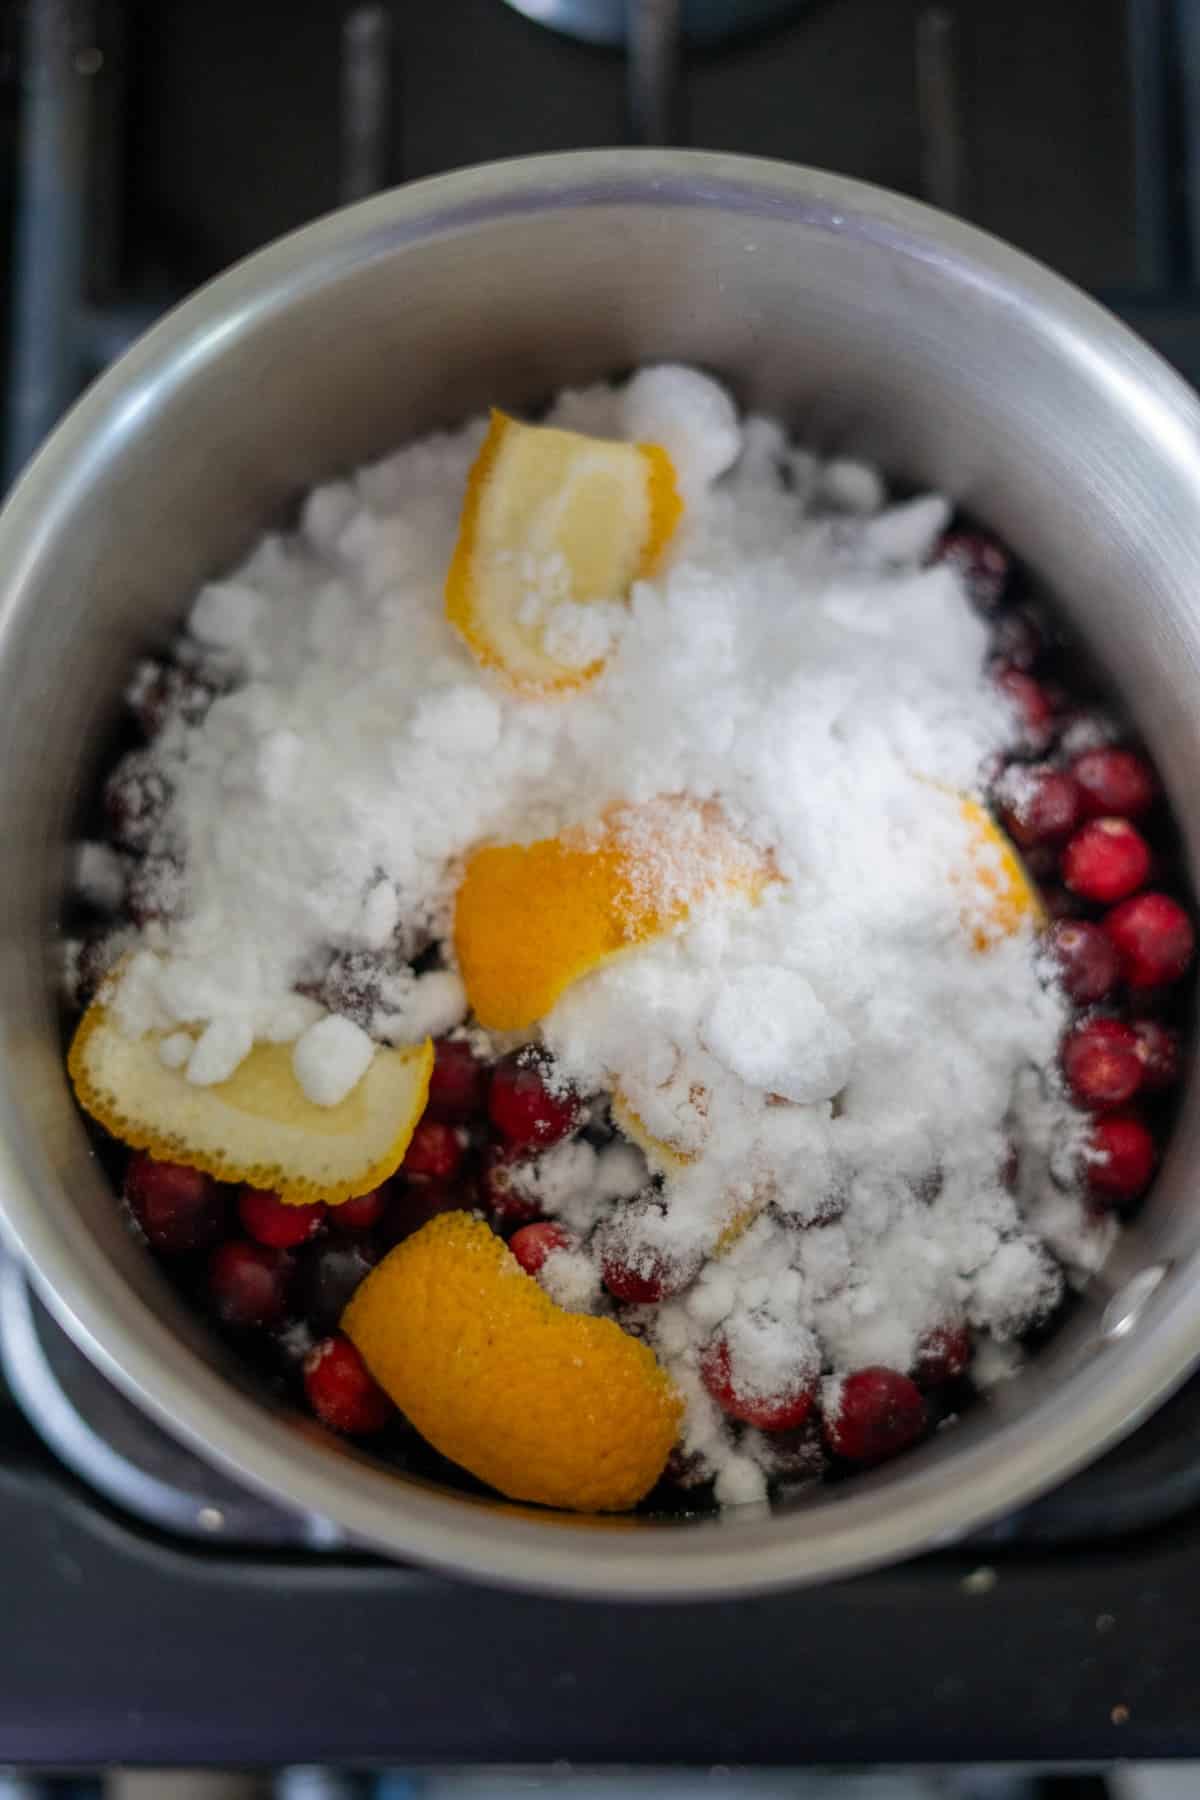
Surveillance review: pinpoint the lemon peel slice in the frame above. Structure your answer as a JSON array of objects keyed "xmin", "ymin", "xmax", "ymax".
[
  {"xmin": 959, "ymin": 796, "xmax": 1045, "ymax": 950},
  {"xmin": 67, "ymin": 999, "xmax": 433, "ymax": 1204},
  {"xmin": 455, "ymin": 796, "xmax": 776, "ymax": 1032},
  {"xmin": 343, "ymin": 1211, "xmax": 682, "ymax": 1512},
  {"xmin": 445, "ymin": 409, "xmax": 684, "ymax": 694}
]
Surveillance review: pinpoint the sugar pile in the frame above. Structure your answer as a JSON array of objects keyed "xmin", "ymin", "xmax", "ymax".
[{"xmin": 83, "ymin": 364, "xmax": 1104, "ymax": 1503}]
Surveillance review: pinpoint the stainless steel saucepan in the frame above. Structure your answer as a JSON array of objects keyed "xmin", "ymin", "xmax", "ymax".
[{"xmin": 1, "ymin": 151, "xmax": 1199, "ymax": 1597}]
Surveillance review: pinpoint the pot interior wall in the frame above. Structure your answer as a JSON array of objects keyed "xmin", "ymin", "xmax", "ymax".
[{"xmin": 2, "ymin": 160, "xmax": 1200, "ymax": 1577}]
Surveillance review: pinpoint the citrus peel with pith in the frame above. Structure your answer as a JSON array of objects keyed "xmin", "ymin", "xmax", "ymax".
[
  {"xmin": 67, "ymin": 997, "xmax": 433, "ymax": 1205},
  {"xmin": 342, "ymin": 1211, "xmax": 682, "ymax": 1511}
]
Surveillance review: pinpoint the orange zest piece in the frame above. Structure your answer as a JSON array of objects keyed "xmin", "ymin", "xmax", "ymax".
[
  {"xmin": 959, "ymin": 796, "xmax": 1045, "ymax": 951},
  {"xmin": 445, "ymin": 409, "xmax": 684, "ymax": 694},
  {"xmin": 455, "ymin": 796, "xmax": 776, "ymax": 1032},
  {"xmin": 68, "ymin": 999, "xmax": 433, "ymax": 1204},
  {"xmin": 343, "ymin": 1212, "xmax": 682, "ymax": 1512}
]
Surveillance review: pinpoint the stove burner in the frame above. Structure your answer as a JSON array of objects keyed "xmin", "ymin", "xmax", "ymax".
[
  {"xmin": 501, "ymin": 0, "xmax": 806, "ymax": 49},
  {"xmin": 0, "ymin": 1253, "xmax": 341, "ymax": 1549}
]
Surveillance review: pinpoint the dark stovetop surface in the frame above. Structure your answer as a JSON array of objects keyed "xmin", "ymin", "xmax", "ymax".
[{"xmin": 3, "ymin": 1268, "xmax": 1200, "ymax": 1767}]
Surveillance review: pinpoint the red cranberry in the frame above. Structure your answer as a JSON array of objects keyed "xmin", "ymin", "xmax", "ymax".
[
  {"xmin": 402, "ymin": 1118, "xmax": 464, "ymax": 1182},
  {"xmin": 1062, "ymin": 818, "xmax": 1151, "ymax": 904},
  {"xmin": 328, "ymin": 1187, "xmax": 387, "ymax": 1232},
  {"xmin": 303, "ymin": 1336, "xmax": 391, "ymax": 1435},
  {"xmin": 238, "ymin": 1186, "xmax": 326, "ymax": 1249},
  {"xmin": 387, "ymin": 1179, "xmax": 470, "ymax": 1244},
  {"xmin": 1041, "ymin": 884, "xmax": 1087, "ymax": 921},
  {"xmin": 913, "ymin": 1324, "xmax": 972, "ymax": 1388},
  {"xmin": 997, "ymin": 767, "xmax": 1081, "ymax": 849},
  {"xmin": 509, "ymin": 1220, "xmax": 574, "ymax": 1275},
  {"xmin": 1071, "ymin": 747, "xmax": 1157, "ymax": 821},
  {"xmin": 699, "ymin": 1337, "xmax": 817, "ymax": 1433},
  {"xmin": 822, "ymin": 1367, "xmax": 928, "ymax": 1463},
  {"xmin": 1044, "ymin": 919, "xmax": 1120, "ymax": 1004},
  {"xmin": 936, "ymin": 530, "xmax": 1011, "ymax": 611},
  {"xmin": 1061, "ymin": 1017, "xmax": 1143, "ymax": 1111},
  {"xmin": 488, "ymin": 1050, "xmax": 581, "ymax": 1149},
  {"xmin": 208, "ymin": 1241, "xmax": 291, "ymax": 1328},
  {"xmin": 480, "ymin": 1145, "xmax": 542, "ymax": 1227},
  {"xmin": 124, "ymin": 1154, "xmax": 226, "ymax": 1254},
  {"xmin": 1131, "ymin": 1020, "xmax": 1182, "ymax": 1093},
  {"xmin": 1086, "ymin": 1113, "xmax": 1157, "ymax": 1206},
  {"xmin": 1105, "ymin": 892, "xmax": 1195, "ymax": 989},
  {"xmin": 297, "ymin": 1239, "xmax": 378, "ymax": 1333},
  {"xmin": 426, "ymin": 1037, "xmax": 487, "ymax": 1122},
  {"xmin": 994, "ymin": 666, "xmax": 1054, "ymax": 750}
]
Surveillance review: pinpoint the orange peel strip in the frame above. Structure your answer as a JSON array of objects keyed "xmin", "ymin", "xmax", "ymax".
[
  {"xmin": 343, "ymin": 1211, "xmax": 682, "ymax": 1512},
  {"xmin": 455, "ymin": 796, "xmax": 776, "ymax": 1032}
]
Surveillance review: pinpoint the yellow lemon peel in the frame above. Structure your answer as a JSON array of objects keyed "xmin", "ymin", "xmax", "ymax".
[
  {"xmin": 445, "ymin": 409, "xmax": 684, "ymax": 694},
  {"xmin": 343, "ymin": 1211, "xmax": 682, "ymax": 1511},
  {"xmin": 67, "ymin": 998, "xmax": 433, "ymax": 1204},
  {"xmin": 455, "ymin": 796, "xmax": 776, "ymax": 1032}
]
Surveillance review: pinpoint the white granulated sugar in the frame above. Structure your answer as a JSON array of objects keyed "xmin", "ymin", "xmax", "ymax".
[
  {"xmin": 818, "ymin": 459, "xmax": 885, "ymax": 516},
  {"xmin": 701, "ymin": 965, "xmax": 853, "ymax": 1104},
  {"xmin": 375, "ymin": 969, "xmax": 467, "ymax": 1045},
  {"xmin": 292, "ymin": 1013, "xmax": 375, "ymax": 1107},
  {"xmin": 539, "ymin": 1246, "xmax": 603, "ymax": 1314},
  {"xmin": 100, "ymin": 364, "xmax": 1099, "ymax": 1504}
]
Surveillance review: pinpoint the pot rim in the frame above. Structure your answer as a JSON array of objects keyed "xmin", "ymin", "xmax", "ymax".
[{"xmin": 4, "ymin": 148, "xmax": 1200, "ymax": 1599}]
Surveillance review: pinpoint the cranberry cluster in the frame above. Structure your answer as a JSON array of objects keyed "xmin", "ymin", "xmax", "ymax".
[
  {"xmin": 82, "ymin": 527, "xmax": 1199, "ymax": 1509},
  {"xmin": 116, "ymin": 1042, "xmax": 589, "ymax": 1438}
]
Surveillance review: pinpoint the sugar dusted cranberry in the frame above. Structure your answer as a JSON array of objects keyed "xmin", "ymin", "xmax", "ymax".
[
  {"xmin": 124, "ymin": 1153, "xmax": 226, "ymax": 1254},
  {"xmin": 126, "ymin": 853, "xmax": 186, "ymax": 926},
  {"xmin": 914, "ymin": 1324, "xmax": 972, "ymax": 1388},
  {"xmin": 303, "ymin": 1335, "xmax": 392, "ymax": 1435},
  {"xmin": 1062, "ymin": 819, "xmax": 1151, "ymax": 904},
  {"xmin": 991, "ymin": 606, "xmax": 1044, "ymax": 671},
  {"xmin": 1086, "ymin": 1113, "xmax": 1157, "ymax": 1206},
  {"xmin": 994, "ymin": 666, "xmax": 1055, "ymax": 750},
  {"xmin": 297, "ymin": 1238, "xmax": 378, "ymax": 1333},
  {"xmin": 208, "ymin": 1240, "xmax": 291, "ymax": 1328},
  {"xmin": 823, "ymin": 1367, "xmax": 928, "ymax": 1463},
  {"xmin": 488, "ymin": 1050, "xmax": 581, "ymax": 1149},
  {"xmin": 599, "ymin": 1210, "xmax": 700, "ymax": 1304},
  {"xmin": 127, "ymin": 658, "xmax": 217, "ymax": 738},
  {"xmin": 1105, "ymin": 892, "xmax": 1195, "ymax": 989},
  {"xmin": 1045, "ymin": 919, "xmax": 1120, "ymax": 1004},
  {"xmin": 937, "ymin": 530, "xmax": 1011, "ymax": 611},
  {"xmin": 426, "ymin": 1037, "xmax": 487, "ymax": 1122},
  {"xmin": 1061, "ymin": 1017, "xmax": 1143, "ymax": 1111},
  {"xmin": 700, "ymin": 1336, "xmax": 817, "ymax": 1433},
  {"xmin": 997, "ymin": 766, "xmax": 1081, "ymax": 849},
  {"xmin": 402, "ymin": 1118, "xmax": 464, "ymax": 1182},
  {"xmin": 509, "ymin": 1220, "xmax": 574, "ymax": 1274},
  {"xmin": 1071, "ymin": 747, "xmax": 1157, "ymax": 821},
  {"xmin": 1132, "ymin": 1020, "xmax": 1182, "ymax": 1093},
  {"xmin": 104, "ymin": 749, "xmax": 173, "ymax": 853},
  {"xmin": 329, "ymin": 1187, "xmax": 387, "ymax": 1232},
  {"xmin": 480, "ymin": 1144, "xmax": 542, "ymax": 1227}
]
